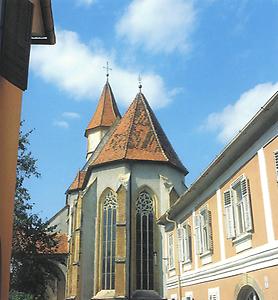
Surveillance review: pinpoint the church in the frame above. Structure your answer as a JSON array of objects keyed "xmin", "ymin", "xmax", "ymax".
[
  {"xmin": 52, "ymin": 78, "xmax": 188, "ymax": 300},
  {"xmin": 49, "ymin": 77, "xmax": 278, "ymax": 300}
]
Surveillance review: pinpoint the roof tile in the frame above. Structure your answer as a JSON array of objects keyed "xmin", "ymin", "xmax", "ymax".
[
  {"xmin": 67, "ymin": 170, "xmax": 86, "ymax": 192},
  {"xmin": 91, "ymin": 93, "xmax": 187, "ymax": 174}
]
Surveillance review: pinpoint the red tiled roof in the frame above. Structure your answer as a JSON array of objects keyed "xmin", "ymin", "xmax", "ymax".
[
  {"xmin": 67, "ymin": 171, "xmax": 86, "ymax": 192},
  {"xmin": 54, "ymin": 233, "xmax": 68, "ymax": 254},
  {"xmin": 85, "ymin": 82, "xmax": 121, "ymax": 136},
  {"xmin": 91, "ymin": 92, "xmax": 188, "ymax": 174}
]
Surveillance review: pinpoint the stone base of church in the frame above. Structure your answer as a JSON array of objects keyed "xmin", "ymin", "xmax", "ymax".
[{"xmin": 131, "ymin": 290, "xmax": 163, "ymax": 300}]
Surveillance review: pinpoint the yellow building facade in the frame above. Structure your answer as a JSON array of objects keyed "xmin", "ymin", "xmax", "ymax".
[{"xmin": 158, "ymin": 92, "xmax": 278, "ymax": 300}]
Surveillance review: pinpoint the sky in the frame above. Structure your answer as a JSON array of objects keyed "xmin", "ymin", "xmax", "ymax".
[{"xmin": 22, "ymin": 0, "xmax": 278, "ymax": 219}]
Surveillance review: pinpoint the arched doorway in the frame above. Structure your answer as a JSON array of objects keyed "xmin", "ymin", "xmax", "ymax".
[{"xmin": 237, "ymin": 285, "xmax": 260, "ymax": 300}]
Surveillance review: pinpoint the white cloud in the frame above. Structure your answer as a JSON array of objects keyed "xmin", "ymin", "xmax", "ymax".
[
  {"xmin": 62, "ymin": 112, "xmax": 80, "ymax": 119},
  {"xmin": 53, "ymin": 120, "xmax": 69, "ymax": 129},
  {"xmin": 203, "ymin": 82, "xmax": 278, "ymax": 143},
  {"xmin": 116, "ymin": 0, "xmax": 196, "ymax": 54},
  {"xmin": 30, "ymin": 29, "xmax": 177, "ymax": 108}
]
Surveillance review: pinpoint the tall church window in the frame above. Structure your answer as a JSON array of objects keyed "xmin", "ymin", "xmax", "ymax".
[
  {"xmin": 136, "ymin": 191, "xmax": 154, "ymax": 290},
  {"xmin": 102, "ymin": 190, "xmax": 117, "ymax": 290}
]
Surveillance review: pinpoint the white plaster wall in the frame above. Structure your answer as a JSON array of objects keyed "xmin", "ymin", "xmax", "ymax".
[
  {"xmin": 87, "ymin": 128, "xmax": 109, "ymax": 157},
  {"xmin": 80, "ymin": 161, "xmax": 186, "ymax": 299},
  {"xmin": 49, "ymin": 206, "xmax": 68, "ymax": 234}
]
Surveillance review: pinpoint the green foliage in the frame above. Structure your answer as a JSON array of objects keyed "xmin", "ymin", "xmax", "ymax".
[
  {"xmin": 9, "ymin": 290, "xmax": 33, "ymax": 300},
  {"xmin": 10, "ymin": 123, "xmax": 64, "ymax": 299}
]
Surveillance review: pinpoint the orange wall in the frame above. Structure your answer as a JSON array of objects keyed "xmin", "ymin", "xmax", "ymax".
[
  {"xmin": 0, "ymin": 76, "xmax": 23, "ymax": 300},
  {"xmin": 263, "ymin": 136, "xmax": 278, "ymax": 240},
  {"xmin": 167, "ymin": 265, "xmax": 278, "ymax": 300},
  {"xmin": 221, "ymin": 154, "xmax": 267, "ymax": 258}
]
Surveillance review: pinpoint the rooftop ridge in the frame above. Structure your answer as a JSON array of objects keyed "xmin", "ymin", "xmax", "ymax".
[
  {"xmin": 139, "ymin": 93, "xmax": 168, "ymax": 162},
  {"xmin": 125, "ymin": 94, "xmax": 141, "ymax": 158}
]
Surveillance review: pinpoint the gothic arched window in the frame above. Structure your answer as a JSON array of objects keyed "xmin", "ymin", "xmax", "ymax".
[
  {"xmin": 102, "ymin": 190, "xmax": 117, "ymax": 290},
  {"xmin": 136, "ymin": 191, "xmax": 154, "ymax": 290}
]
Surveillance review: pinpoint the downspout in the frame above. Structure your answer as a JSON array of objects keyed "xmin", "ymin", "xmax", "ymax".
[{"xmin": 165, "ymin": 212, "xmax": 182, "ymax": 300}]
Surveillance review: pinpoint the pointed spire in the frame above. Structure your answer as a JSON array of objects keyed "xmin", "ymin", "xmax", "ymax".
[
  {"xmin": 90, "ymin": 92, "xmax": 188, "ymax": 174},
  {"xmin": 85, "ymin": 82, "xmax": 121, "ymax": 137}
]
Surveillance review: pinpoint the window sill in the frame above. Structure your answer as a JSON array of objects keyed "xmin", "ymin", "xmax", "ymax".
[
  {"xmin": 181, "ymin": 259, "xmax": 192, "ymax": 265},
  {"xmin": 200, "ymin": 251, "xmax": 212, "ymax": 265},
  {"xmin": 168, "ymin": 267, "xmax": 176, "ymax": 277},
  {"xmin": 181, "ymin": 260, "xmax": 192, "ymax": 272},
  {"xmin": 233, "ymin": 232, "xmax": 252, "ymax": 253}
]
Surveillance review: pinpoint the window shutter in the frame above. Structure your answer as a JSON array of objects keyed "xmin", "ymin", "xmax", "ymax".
[
  {"xmin": 177, "ymin": 227, "xmax": 185, "ymax": 262},
  {"xmin": 0, "ymin": 0, "xmax": 33, "ymax": 90},
  {"xmin": 195, "ymin": 215, "xmax": 202, "ymax": 255},
  {"xmin": 274, "ymin": 151, "xmax": 278, "ymax": 181},
  {"xmin": 186, "ymin": 224, "xmax": 192, "ymax": 261},
  {"xmin": 224, "ymin": 190, "xmax": 236, "ymax": 239},
  {"xmin": 241, "ymin": 177, "xmax": 253, "ymax": 232},
  {"xmin": 207, "ymin": 210, "xmax": 213, "ymax": 252}
]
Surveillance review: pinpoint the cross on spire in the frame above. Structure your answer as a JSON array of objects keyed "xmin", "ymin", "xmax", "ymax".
[
  {"xmin": 138, "ymin": 74, "xmax": 142, "ymax": 93},
  {"xmin": 103, "ymin": 61, "xmax": 112, "ymax": 81}
]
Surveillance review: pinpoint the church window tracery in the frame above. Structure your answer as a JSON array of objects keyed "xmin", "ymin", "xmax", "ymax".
[
  {"xmin": 102, "ymin": 190, "xmax": 117, "ymax": 290},
  {"xmin": 136, "ymin": 191, "xmax": 154, "ymax": 290}
]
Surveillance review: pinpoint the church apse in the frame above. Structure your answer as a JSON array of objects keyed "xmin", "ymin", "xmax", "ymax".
[{"xmin": 63, "ymin": 80, "xmax": 187, "ymax": 300}]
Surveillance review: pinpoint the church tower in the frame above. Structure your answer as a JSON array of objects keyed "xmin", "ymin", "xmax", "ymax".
[
  {"xmin": 85, "ymin": 81, "xmax": 121, "ymax": 159},
  {"xmin": 65, "ymin": 82, "xmax": 188, "ymax": 300}
]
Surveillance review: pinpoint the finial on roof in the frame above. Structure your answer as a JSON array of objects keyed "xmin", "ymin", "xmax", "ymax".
[
  {"xmin": 103, "ymin": 61, "xmax": 112, "ymax": 82},
  {"xmin": 138, "ymin": 74, "xmax": 142, "ymax": 93}
]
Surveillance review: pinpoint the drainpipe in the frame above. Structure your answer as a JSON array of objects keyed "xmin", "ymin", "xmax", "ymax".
[{"xmin": 165, "ymin": 212, "xmax": 182, "ymax": 300}]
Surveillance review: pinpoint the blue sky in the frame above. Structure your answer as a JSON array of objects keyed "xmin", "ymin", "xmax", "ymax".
[{"xmin": 22, "ymin": 0, "xmax": 278, "ymax": 219}]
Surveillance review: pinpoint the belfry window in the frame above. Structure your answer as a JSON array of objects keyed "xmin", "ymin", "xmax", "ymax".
[
  {"xmin": 102, "ymin": 190, "xmax": 117, "ymax": 290},
  {"xmin": 136, "ymin": 191, "xmax": 154, "ymax": 290}
]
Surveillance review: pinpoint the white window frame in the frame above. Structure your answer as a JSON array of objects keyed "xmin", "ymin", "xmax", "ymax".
[
  {"xmin": 177, "ymin": 223, "xmax": 192, "ymax": 263},
  {"xmin": 274, "ymin": 150, "xmax": 278, "ymax": 182},
  {"xmin": 195, "ymin": 207, "xmax": 213, "ymax": 256},
  {"xmin": 185, "ymin": 291, "xmax": 193, "ymax": 300},
  {"xmin": 168, "ymin": 232, "xmax": 175, "ymax": 270},
  {"xmin": 224, "ymin": 175, "xmax": 253, "ymax": 241},
  {"xmin": 208, "ymin": 287, "xmax": 220, "ymax": 300}
]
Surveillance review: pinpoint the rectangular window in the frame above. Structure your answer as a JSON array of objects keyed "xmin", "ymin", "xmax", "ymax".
[
  {"xmin": 208, "ymin": 287, "xmax": 220, "ymax": 300},
  {"xmin": 177, "ymin": 223, "xmax": 192, "ymax": 263},
  {"xmin": 274, "ymin": 150, "xmax": 278, "ymax": 181},
  {"xmin": 168, "ymin": 233, "xmax": 175, "ymax": 269},
  {"xmin": 195, "ymin": 208, "xmax": 213, "ymax": 255},
  {"xmin": 185, "ymin": 291, "xmax": 193, "ymax": 300},
  {"xmin": 224, "ymin": 175, "xmax": 253, "ymax": 240}
]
